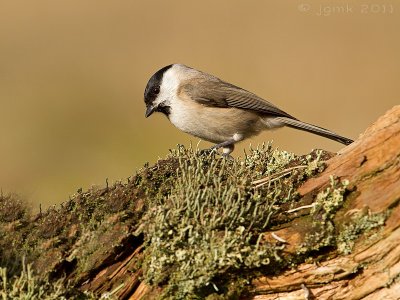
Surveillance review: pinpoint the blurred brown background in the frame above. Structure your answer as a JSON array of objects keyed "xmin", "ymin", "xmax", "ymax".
[{"xmin": 0, "ymin": 1, "xmax": 399, "ymax": 208}]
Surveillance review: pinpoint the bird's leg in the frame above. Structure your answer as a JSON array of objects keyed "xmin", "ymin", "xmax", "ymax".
[
  {"xmin": 199, "ymin": 139, "xmax": 235, "ymax": 156},
  {"xmin": 221, "ymin": 144, "xmax": 235, "ymax": 159},
  {"xmin": 210, "ymin": 139, "xmax": 235, "ymax": 150},
  {"xmin": 210, "ymin": 139, "xmax": 235, "ymax": 158}
]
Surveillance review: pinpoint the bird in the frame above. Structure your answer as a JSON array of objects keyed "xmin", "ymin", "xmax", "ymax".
[{"xmin": 144, "ymin": 64, "xmax": 353, "ymax": 155}]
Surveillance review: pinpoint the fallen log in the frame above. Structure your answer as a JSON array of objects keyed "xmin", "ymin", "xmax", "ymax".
[{"xmin": 0, "ymin": 106, "xmax": 398, "ymax": 299}]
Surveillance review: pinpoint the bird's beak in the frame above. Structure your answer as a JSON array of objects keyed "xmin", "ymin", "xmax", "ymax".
[{"xmin": 145, "ymin": 105, "xmax": 155, "ymax": 118}]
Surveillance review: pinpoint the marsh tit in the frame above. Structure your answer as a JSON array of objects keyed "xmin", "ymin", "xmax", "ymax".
[{"xmin": 144, "ymin": 64, "xmax": 353, "ymax": 155}]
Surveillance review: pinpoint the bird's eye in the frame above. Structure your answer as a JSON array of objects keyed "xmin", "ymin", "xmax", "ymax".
[{"xmin": 153, "ymin": 86, "xmax": 160, "ymax": 95}]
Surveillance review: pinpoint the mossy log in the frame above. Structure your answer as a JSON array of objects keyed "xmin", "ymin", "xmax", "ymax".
[{"xmin": 0, "ymin": 106, "xmax": 399, "ymax": 299}]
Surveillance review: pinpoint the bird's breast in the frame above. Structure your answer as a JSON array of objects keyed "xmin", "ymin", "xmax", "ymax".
[{"xmin": 168, "ymin": 101, "xmax": 264, "ymax": 143}]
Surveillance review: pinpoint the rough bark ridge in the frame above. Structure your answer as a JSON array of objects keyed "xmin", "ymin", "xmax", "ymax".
[
  {"xmin": 0, "ymin": 106, "xmax": 399, "ymax": 299},
  {"xmin": 251, "ymin": 106, "xmax": 400, "ymax": 299}
]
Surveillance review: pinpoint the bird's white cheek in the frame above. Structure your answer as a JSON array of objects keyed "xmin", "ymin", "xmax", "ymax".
[
  {"xmin": 155, "ymin": 68, "xmax": 180, "ymax": 107},
  {"xmin": 153, "ymin": 93, "xmax": 170, "ymax": 108}
]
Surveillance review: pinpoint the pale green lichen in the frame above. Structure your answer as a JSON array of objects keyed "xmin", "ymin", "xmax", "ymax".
[
  {"xmin": 0, "ymin": 260, "xmax": 97, "ymax": 300},
  {"xmin": 0, "ymin": 143, "xmax": 334, "ymax": 299},
  {"xmin": 310, "ymin": 176, "xmax": 350, "ymax": 223},
  {"xmin": 304, "ymin": 150, "xmax": 326, "ymax": 177},
  {"xmin": 297, "ymin": 177, "xmax": 349, "ymax": 254},
  {"xmin": 140, "ymin": 144, "xmax": 325, "ymax": 299},
  {"xmin": 337, "ymin": 210, "xmax": 387, "ymax": 255}
]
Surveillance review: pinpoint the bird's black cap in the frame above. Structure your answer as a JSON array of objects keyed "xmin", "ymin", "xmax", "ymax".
[{"xmin": 144, "ymin": 64, "xmax": 173, "ymax": 106}]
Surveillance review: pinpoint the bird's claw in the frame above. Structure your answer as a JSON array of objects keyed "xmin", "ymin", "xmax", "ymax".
[{"xmin": 198, "ymin": 148, "xmax": 217, "ymax": 157}]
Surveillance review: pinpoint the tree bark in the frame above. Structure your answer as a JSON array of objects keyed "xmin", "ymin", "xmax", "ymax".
[{"xmin": 250, "ymin": 105, "xmax": 400, "ymax": 299}]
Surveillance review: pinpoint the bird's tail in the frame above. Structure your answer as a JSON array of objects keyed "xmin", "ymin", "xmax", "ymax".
[{"xmin": 275, "ymin": 117, "xmax": 354, "ymax": 146}]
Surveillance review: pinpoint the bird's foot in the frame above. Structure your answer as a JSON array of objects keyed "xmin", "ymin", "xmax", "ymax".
[
  {"xmin": 198, "ymin": 147, "xmax": 234, "ymax": 160},
  {"xmin": 198, "ymin": 148, "xmax": 218, "ymax": 157},
  {"xmin": 221, "ymin": 153, "xmax": 234, "ymax": 160}
]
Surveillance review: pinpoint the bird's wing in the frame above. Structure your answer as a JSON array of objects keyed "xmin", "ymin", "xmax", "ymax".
[{"xmin": 182, "ymin": 79, "xmax": 296, "ymax": 119}]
